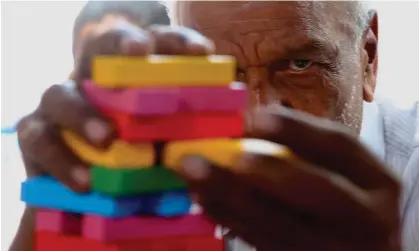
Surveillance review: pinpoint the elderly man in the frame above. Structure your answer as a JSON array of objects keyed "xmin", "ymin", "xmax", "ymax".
[{"xmin": 12, "ymin": 1, "xmax": 418, "ymax": 251}]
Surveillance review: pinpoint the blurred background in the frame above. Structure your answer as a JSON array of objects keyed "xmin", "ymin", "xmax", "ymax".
[{"xmin": 1, "ymin": 1, "xmax": 419, "ymax": 250}]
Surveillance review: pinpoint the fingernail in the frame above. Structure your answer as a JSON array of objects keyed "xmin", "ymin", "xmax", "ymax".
[
  {"xmin": 188, "ymin": 38, "xmax": 214, "ymax": 52},
  {"xmin": 182, "ymin": 156, "xmax": 210, "ymax": 180},
  {"xmin": 121, "ymin": 33, "xmax": 153, "ymax": 55},
  {"xmin": 121, "ymin": 37, "xmax": 135, "ymax": 55},
  {"xmin": 71, "ymin": 167, "xmax": 90, "ymax": 186},
  {"xmin": 253, "ymin": 111, "xmax": 280, "ymax": 133},
  {"xmin": 84, "ymin": 118, "xmax": 110, "ymax": 144}
]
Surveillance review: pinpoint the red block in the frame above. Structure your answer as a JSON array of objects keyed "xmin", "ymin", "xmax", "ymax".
[
  {"xmin": 83, "ymin": 213, "xmax": 217, "ymax": 242},
  {"xmin": 99, "ymin": 108, "xmax": 245, "ymax": 142},
  {"xmin": 36, "ymin": 231, "xmax": 224, "ymax": 251},
  {"xmin": 36, "ymin": 231, "xmax": 118, "ymax": 251},
  {"xmin": 36, "ymin": 210, "xmax": 81, "ymax": 235}
]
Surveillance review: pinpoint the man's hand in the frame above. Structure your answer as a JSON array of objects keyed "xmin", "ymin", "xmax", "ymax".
[
  {"xmin": 17, "ymin": 23, "xmax": 214, "ymax": 192},
  {"xmin": 12, "ymin": 23, "xmax": 213, "ymax": 251},
  {"xmin": 179, "ymin": 107, "xmax": 402, "ymax": 251}
]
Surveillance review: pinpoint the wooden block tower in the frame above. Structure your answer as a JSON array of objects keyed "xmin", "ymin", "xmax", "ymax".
[{"xmin": 21, "ymin": 55, "xmax": 260, "ymax": 251}]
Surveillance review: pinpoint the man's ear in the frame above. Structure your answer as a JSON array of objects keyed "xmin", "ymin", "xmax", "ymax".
[{"xmin": 363, "ymin": 10, "xmax": 378, "ymax": 103}]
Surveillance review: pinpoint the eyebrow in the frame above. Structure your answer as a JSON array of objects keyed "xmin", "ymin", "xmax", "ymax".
[{"xmin": 275, "ymin": 36, "xmax": 338, "ymax": 64}]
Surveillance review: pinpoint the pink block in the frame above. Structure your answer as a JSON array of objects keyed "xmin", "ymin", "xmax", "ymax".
[
  {"xmin": 82, "ymin": 213, "xmax": 216, "ymax": 242},
  {"xmin": 83, "ymin": 80, "xmax": 247, "ymax": 115},
  {"xmin": 178, "ymin": 82, "xmax": 247, "ymax": 111},
  {"xmin": 83, "ymin": 80, "xmax": 179, "ymax": 115},
  {"xmin": 36, "ymin": 209, "xmax": 81, "ymax": 235}
]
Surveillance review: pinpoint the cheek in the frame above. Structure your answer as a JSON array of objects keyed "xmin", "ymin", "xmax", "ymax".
[{"xmin": 263, "ymin": 72, "xmax": 341, "ymax": 118}]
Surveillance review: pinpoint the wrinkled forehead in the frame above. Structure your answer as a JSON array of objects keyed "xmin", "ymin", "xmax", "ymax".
[{"xmin": 174, "ymin": 1, "xmax": 354, "ymax": 37}]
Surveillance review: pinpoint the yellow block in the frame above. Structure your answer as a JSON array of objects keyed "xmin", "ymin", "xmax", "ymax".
[
  {"xmin": 163, "ymin": 138, "xmax": 291, "ymax": 169},
  {"xmin": 92, "ymin": 55, "xmax": 236, "ymax": 88},
  {"xmin": 62, "ymin": 130, "xmax": 154, "ymax": 168}
]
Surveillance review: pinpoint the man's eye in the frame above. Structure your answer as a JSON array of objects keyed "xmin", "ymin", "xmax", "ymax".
[{"xmin": 288, "ymin": 59, "xmax": 313, "ymax": 71}]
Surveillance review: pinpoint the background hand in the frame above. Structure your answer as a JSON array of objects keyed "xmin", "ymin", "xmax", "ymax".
[{"xmin": 178, "ymin": 107, "xmax": 401, "ymax": 251}]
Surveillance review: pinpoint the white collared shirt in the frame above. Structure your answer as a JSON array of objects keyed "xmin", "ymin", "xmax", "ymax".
[{"xmin": 360, "ymin": 101, "xmax": 386, "ymax": 160}]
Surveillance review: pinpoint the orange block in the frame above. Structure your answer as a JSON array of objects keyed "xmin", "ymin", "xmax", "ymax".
[
  {"xmin": 164, "ymin": 138, "xmax": 292, "ymax": 169},
  {"xmin": 62, "ymin": 130, "xmax": 154, "ymax": 168},
  {"xmin": 36, "ymin": 231, "xmax": 224, "ymax": 251}
]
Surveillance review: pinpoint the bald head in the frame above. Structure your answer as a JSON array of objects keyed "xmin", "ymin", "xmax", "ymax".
[{"xmin": 167, "ymin": 1, "xmax": 370, "ymax": 47}]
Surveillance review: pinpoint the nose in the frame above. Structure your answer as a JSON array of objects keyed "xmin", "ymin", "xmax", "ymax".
[
  {"xmin": 244, "ymin": 67, "xmax": 294, "ymax": 109},
  {"xmin": 245, "ymin": 67, "xmax": 270, "ymax": 106},
  {"xmin": 243, "ymin": 67, "xmax": 277, "ymax": 133}
]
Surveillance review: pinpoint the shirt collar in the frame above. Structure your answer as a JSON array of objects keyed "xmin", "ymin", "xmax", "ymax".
[{"xmin": 360, "ymin": 101, "xmax": 386, "ymax": 161}]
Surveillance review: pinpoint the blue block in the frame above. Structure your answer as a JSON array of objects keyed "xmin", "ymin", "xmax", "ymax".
[
  {"xmin": 21, "ymin": 176, "xmax": 143, "ymax": 217},
  {"xmin": 141, "ymin": 190, "xmax": 191, "ymax": 217},
  {"xmin": 21, "ymin": 176, "xmax": 192, "ymax": 218}
]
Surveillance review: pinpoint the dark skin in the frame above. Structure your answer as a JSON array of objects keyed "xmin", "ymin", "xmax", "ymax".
[{"xmin": 13, "ymin": 2, "xmax": 401, "ymax": 251}]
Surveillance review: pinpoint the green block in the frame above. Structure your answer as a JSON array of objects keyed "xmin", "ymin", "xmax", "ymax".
[{"xmin": 91, "ymin": 165, "xmax": 187, "ymax": 196}]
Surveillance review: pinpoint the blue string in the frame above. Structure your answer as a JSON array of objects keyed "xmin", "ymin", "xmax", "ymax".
[{"xmin": 1, "ymin": 126, "xmax": 17, "ymax": 134}]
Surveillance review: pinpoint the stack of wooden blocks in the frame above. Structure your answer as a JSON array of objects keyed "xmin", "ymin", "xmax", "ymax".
[{"xmin": 21, "ymin": 55, "xmax": 253, "ymax": 251}]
